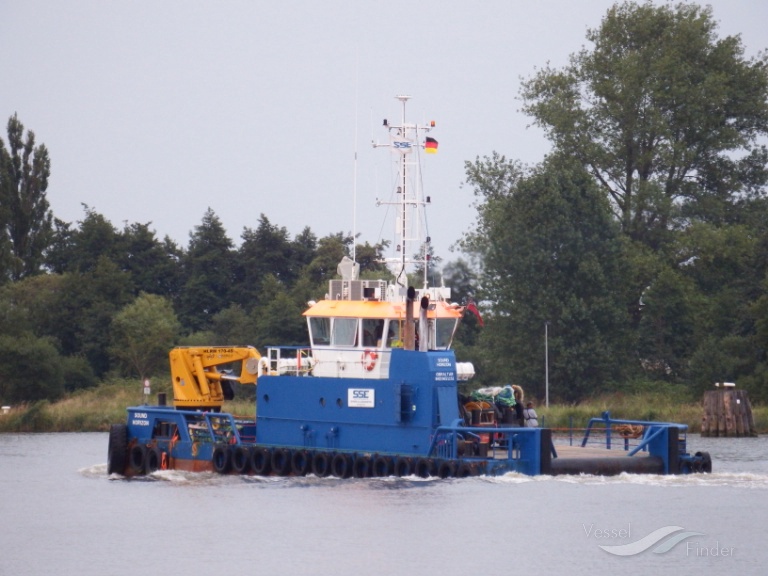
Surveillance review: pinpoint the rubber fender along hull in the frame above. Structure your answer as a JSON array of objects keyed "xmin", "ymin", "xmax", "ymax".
[{"xmin": 547, "ymin": 456, "xmax": 665, "ymax": 476}]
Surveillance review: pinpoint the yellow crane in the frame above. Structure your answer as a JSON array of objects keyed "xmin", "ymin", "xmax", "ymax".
[{"xmin": 169, "ymin": 346, "xmax": 262, "ymax": 411}]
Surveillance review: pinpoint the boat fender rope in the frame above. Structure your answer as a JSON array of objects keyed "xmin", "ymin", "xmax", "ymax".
[{"xmin": 615, "ymin": 424, "xmax": 644, "ymax": 439}]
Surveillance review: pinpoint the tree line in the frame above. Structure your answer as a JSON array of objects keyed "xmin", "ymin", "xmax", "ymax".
[
  {"xmin": 1, "ymin": 1, "xmax": 767, "ymax": 406},
  {"xmin": 0, "ymin": 193, "xmax": 396, "ymax": 402},
  {"xmin": 459, "ymin": 2, "xmax": 768, "ymax": 403}
]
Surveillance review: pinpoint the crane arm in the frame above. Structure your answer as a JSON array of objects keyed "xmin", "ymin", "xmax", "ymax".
[{"xmin": 169, "ymin": 346, "xmax": 262, "ymax": 411}]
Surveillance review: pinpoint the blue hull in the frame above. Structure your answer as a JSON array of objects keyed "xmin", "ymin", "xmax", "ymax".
[{"xmin": 108, "ymin": 349, "xmax": 711, "ymax": 478}]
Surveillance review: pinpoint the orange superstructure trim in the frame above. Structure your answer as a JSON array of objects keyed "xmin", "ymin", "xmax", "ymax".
[{"xmin": 303, "ymin": 299, "xmax": 462, "ymax": 319}]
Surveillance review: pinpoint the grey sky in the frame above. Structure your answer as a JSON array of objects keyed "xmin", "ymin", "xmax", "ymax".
[{"xmin": 2, "ymin": 1, "xmax": 766, "ymax": 263}]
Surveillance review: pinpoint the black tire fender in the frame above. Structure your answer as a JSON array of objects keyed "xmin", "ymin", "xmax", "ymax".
[
  {"xmin": 232, "ymin": 445, "xmax": 251, "ymax": 474},
  {"xmin": 372, "ymin": 455, "xmax": 393, "ymax": 477},
  {"xmin": 212, "ymin": 443, "xmax": 232, "ymax": 474},
  {"xmin": 456, "ymin": 462, "xmax": 473, "ymax": 478},
  {"xmin": 352, "ymin": 456, "xmax": 371, "ymax": 478},
  {"xmin": 251, "ymin": 447, "xmax": 272, "ymax": 476},
  {"xmin": 695, "ymin": 451, "xmax": 713, "ymax": 474},
  {"xmin": 107, "ymin": 424, "xmax": 127, "ymax": 475},
  {"xmin": 271, "ymin": 448, "xmax": 291, "ymax": 476},
  {"xmin": 415, "ymin": 458, "xmax": 436, "ymax": 478},
  {"xmin": 331, "ymin": 453, "xmax": 352, "ymax": 478},
  {"xmin": 312, "ymin": 452, "xmax": 331, "ymax": 477},
  {"xmin": 145, "ymin": 446, "xmax": 162, "ymax": 473},
  {"xmin": 291, "ymin": 450, "xmax": 311, "ymax": 476},
  {"xmin": 128, "ymin": 444, "xmax": 147, "ymax": 475},
  {"xmin": 395, "ymin": 457, "xmax": 413, "ymax": 477},
  {"xmin": 437, "ymin": 460, "xmax": 457, "ymax": 479}
]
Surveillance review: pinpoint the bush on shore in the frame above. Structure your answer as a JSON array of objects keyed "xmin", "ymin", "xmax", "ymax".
[{"xmin": 1, "ymin": 379, "xmax": 765, "ymax": 434}]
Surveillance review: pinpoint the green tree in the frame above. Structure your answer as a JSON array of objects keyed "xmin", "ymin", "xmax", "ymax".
[
  {"xmin": 250, "ymin": 274, "xmax": 308, "ymax": 348},
  {"xmin": 520, "ymin": 1, "xmax": 768, "ymax": 247},
  {"xmin": 442, "ymin": 258, "xmax": 483, "ymax": 346},
  {"xmin": 463, "ymin": 154, "xmax": 632, "ymax": 401},
  {"xmin": 0, "ymin": 114, "xmax": 53, "ymax": 282},
  {"xmin": 118, "ymin": 222, "xmax": 184, "ymax": 298},
  {"xmin": 0, "ymin": 274, "xmax": 65, "ymax": 340},
  {"xmin": 233, "ymin": 214, "xmax": 296, "ymax": 308},
  {"xmin": 211, "ymin": 304, "xmax": 258, "ymax": 345},
  {"xmin": 50, "ymin": 257, "xmax": 133, "ymax": 376},
  {"xmin": 636, "ymin": 266, "xmax": 701, "ymax": 380},
  {"xmin": 45, "ymin": 207, "xmax": 120, "ymax": 274},
  {"xmin": 110, "ymin": 293, "xmax": 180, "ymax": 381},
  {"xmin": 177, "ymin": 208, "xmax": 235, "ymax": 332},
  {"xmin": 304, "ymin": 232, "xmax": 352, "ymax": 287},
  {"xmin": 0, "ymin": 334, "xmax": 65, "ymax": 403},
  {"xmin": 354, "ymin": 240, "xmax": 389, "ymax": 279}
]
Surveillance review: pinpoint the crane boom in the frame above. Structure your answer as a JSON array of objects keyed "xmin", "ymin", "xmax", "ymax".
[{"xmin": 169, "ymin": 346, "xmax": 261, "ymax": 411}]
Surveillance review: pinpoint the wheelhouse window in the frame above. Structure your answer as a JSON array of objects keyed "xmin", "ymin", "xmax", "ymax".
[
  {"xmin": 362, "ymin": 318, "xmax": 382, "ymax": 347},
  {"xmin": 389, "ymin": 320, "xmax": 403, "ymax": 348},
  {"xmin": 309, "ymin": 317, "xmax": 331, "ymax": 346},
  {"xmin": 332, "ymin": 318, "xmax": 358, "ymax": 347},
  {"xmin": 435, "ymin": 318, "xmax": 457, "ymax": 349}
]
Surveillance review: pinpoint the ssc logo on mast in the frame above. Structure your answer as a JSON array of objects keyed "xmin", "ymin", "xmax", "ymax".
[{"xmin": 392, "ymin": 138, "xmax": 413, "ymax": 153}]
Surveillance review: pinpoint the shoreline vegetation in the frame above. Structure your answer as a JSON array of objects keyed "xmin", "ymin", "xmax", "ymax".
[{"xmin": 1, "ymin": 378, "xmax": 766, "ymax": 435}]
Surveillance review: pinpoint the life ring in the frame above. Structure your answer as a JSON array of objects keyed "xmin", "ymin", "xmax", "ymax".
[{"xmin": 361, "ymin": 349, "xmax": 378, "ymax": 371}]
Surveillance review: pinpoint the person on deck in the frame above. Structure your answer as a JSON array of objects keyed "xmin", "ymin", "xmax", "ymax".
[
  {"xmin": 523, "ymin": 402, "xmax": 539, "ymax": 428},
  {"xmin": 512, "ymin": 385, "xmax": 525, "ymax": 427}
]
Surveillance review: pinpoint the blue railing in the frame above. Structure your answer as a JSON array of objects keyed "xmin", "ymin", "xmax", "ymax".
[
  {"xmin": 581, "ymin": 411, "xmax": 687, "ymax": 462},
  {"xmin": 428, "ymin": 421, "xmax": 546, "ymax": 475}
]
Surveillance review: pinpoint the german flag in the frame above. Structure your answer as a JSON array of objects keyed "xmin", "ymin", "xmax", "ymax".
[{"xmin": 425, "ymin": 137, "xmax": 438, "ymax": 154}]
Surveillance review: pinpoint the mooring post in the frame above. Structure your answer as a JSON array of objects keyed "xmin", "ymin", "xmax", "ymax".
[{"xmin": 702, "ymin": 384, "xmax": 757, "ymax": 437}]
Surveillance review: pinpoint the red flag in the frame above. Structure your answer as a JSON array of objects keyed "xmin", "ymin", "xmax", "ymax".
[{"xmin": 466, "ymin": 301, "xmax": 484, "ymax": 326}]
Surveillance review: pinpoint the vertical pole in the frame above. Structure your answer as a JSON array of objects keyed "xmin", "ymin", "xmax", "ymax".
[{"xmin": 545, "ymin": 321, "xmax": 550, "ymax": 408}]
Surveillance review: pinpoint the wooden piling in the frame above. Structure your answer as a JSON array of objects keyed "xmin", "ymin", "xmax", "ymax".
[{"xmin": 701, "ymin": 388, "xmax": 757, "ymax": 437}]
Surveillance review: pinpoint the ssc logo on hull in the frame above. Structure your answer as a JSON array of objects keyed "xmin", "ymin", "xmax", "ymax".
[{"xmin": 348, "ymin": 388, "xmax": 375, "ymax": 408}]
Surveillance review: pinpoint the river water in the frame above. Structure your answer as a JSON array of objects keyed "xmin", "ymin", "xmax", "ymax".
[{"xmin": 1, "ymin": 433, "xmax": 766, "ymax": 576}]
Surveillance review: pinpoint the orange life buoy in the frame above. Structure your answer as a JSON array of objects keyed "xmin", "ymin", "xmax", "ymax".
[{"xmin": 362, "ymin": 349, "xmax": 378, "ymax": 371}]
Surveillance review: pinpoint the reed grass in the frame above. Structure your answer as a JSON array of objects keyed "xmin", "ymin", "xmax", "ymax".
[
  {"xmin": 1, "ymin": 380, "xmax": 766, "ymax": 434},
  {"xmin": 537, "ymin": 393, "xmax": 768, "ymax": 433}
]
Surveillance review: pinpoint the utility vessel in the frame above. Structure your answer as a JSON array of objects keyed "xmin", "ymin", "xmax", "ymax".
[{"xmin": 107, "ymin": 96, "xmax": 712, "ymax": 478}]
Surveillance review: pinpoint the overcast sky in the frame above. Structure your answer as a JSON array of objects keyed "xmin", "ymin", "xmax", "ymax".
[{"xmin": 2, "ymin": 1, "xmax": 766, "ymax": 263}]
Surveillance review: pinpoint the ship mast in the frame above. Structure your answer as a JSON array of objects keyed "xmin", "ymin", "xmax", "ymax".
[{"xmin": 374, "ymin": 95, "xmax": 435, "ymax": 293}]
